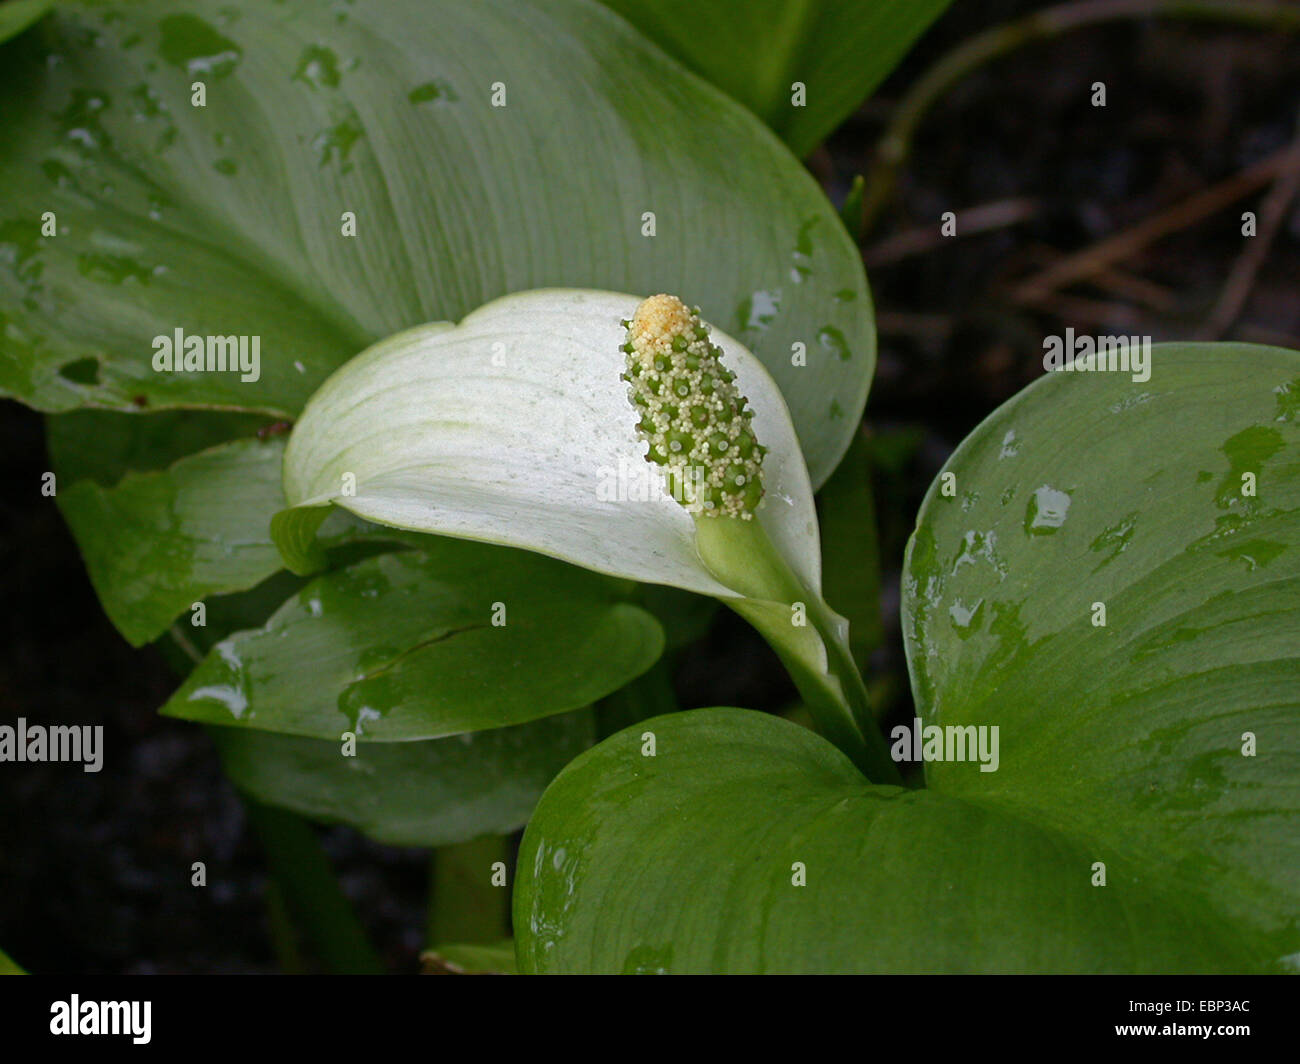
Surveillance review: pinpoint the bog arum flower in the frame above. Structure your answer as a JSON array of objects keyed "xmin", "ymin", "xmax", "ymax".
[
  {"xmin": 277, "ymin": 289, "xmax": 816, "ymax": 598},
  {"xmin": 274, "ymin": 288, "xmax": 898, "ymax": 781}
]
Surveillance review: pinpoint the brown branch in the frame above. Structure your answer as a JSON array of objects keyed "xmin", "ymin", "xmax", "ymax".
[
  {"xmin": 862, "ymin": 198, "xmax": 1040, "ymax": 268},
  {"xmin": 1197, "ymin": 119, "xmax": 1300, "ymax": 339},
  {"xmin": 1010, "ymin": 146, "xmax": 1293, "ymax": 304}
]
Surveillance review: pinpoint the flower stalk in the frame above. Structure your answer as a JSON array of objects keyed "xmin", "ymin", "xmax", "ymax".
[
  {"xmin": 694, "ymin": 514, "xmax": 901, "ymax": 784},
  {"xmin": 625, "ymin": 294, "xmax": 900, "ymax": 784}
]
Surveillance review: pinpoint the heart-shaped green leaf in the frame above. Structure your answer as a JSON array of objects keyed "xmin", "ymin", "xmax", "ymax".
[
  {"xmin": 516, "ymin": 709, "xmax": 1267, "ymax": 973},
  {"xmin": 213, "ymin": 712, "xmax": 593, "ymax": 848},
  {"xmin": 515, "ymin": 343, "xmax": 1300, "ymax": 972},
  {"xmin": 280, "ymin": 289, "xmax": 821, "ymax": 601},
  {"xmin": 903, "ymin": 342, "xmax": 1300, "ymax": 945},
  {"xmin": 599, "ymin": 0, "xmax": 955, "ymax": 157},
  {"xmin": 0, "ymin": 0, "xmax": 872, "ymax": 486},
  {"xmin": 162, "ymin": 538, "xmax": 663, "ymax": 741}
]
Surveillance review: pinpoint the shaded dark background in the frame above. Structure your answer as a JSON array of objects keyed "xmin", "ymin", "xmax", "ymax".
[{"xmin": 2, "ymin": 0, "xmax": 1298, "ymax": 972}]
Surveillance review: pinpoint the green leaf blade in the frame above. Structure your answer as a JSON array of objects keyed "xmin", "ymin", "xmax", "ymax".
[
  {"xmin": 163, "ymin": 540, "xmax": 664, "ymax": 741},
  {"xmin": 516, "ymin": 709, "xmax": 1265, "ymax": 973},
  {"xmin": 56, "ymin": 436, "xmax": 290, "ymax": 645},
  {"xmin": 1, "ymin": 0, "xmax": 872, "ymax": 485},
  {"xmin": 903, "ymin": 343, "xmax": 1300, "ymax": 949},
  {"xmin": 598, "ymin": 0, "xmax": 955, "ymax": 157},
  {"xmin": 214, "ymin": 713, "xmax": 594, "ymax": 848}
]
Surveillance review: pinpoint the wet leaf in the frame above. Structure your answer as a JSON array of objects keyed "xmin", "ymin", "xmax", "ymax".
[
  {"xmin": 50, "ymin": 408, "xmax": 429, "ymax": 645},
  {"xmin": 903, "ymin": 342, "xmax": 1300, "ymax": 945},
  {"xmin": 57, "ymin": 437, "xmax": 294, "ymax": 645},
  {"xmin": 516, "ymin": 710, "xmax": 1267, "ymax": 973},
  {"xmin": 599, "ymin": 0, "xmax": 954, "ymax": 157},
  {"xmin": 516, "ymin": 344, "xmax": 1300, "ymax": 972},
  {"xmin": 162, "ymin": 539, "xmax": 663, "ymax": 741},
  {"xmin": 214, "ymin": 712, "xmax": 593, "ymax": 848},
  {"xmin": 0, "ymin": 0, "xmax": 872, "ymax": 486}
]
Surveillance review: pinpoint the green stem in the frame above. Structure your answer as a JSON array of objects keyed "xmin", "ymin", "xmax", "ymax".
[
  {"xmin": 816, "ymin": 429, "xmax": 884, "ymax": 671},
  {"xmin": 167, "ymin": 622, "xmax": 204, "ymax": 665},
  {"xmin": 859, "ymin": 0, "xmax": 1300, "ymax": 236},
  {"xmin": 245, "ymin": 800, "xmax": 383, "ymax": 974},
  {"xmin": 427, "ymin": 836, "xmax": 510, "ymax": 947},
  {"xmin": 694, "ymin": 516, "xmax": 902, "ymax": 785},
  {"xmin": 263, "ymin": 879, "xmax": 305, "ymax": 975}
]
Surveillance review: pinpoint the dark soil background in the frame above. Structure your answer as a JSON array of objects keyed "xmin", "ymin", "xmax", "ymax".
[{"xmin": 2, "ymin": 0, "xmax": 1298, "ymax": 973}]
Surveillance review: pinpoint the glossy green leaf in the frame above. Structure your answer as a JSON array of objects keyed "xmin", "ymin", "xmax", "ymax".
[
  {"xmin": 56, "ymin": 437, "xmax": 293, "ymax": 645},
  {"xmin": 54, "ymin": 428, "xmax": 413, "ymax": 645},
  {"xmin": 599, "ymin": 0, "xmax": 955, "ymax": 156},
  {"xmin": 159, "ymin": 570, "xmax": 306, "ymax": 670},
  {"xmin": 903, "ymin": 343, "xmax": 1300, "ymax": 948},
  {"xmin": 516, "ymin": 709, "xmax": 1266, "ymax": 973},
  {"xmin": 163, "ymin": 539, "xmax": 664, "ymax": 740},
  {"xmin": 516, "ymin": 344, "xmax": 1300, "ymax": 973},
  {"xmin": 280, "ymin": 290, "xmax": 821, "ymax": 602},
  {"xmin": 213, "ymin": 713, "xmax": 593, "ymax": 848},
  {"xmin": 0, "ymin": 0, "xmax": 52, "ymax": 46},
  {"xmin": 48, "ymin": 409, "xmax": 288, "ymax": 660},
  {"xmin": 0, "ymin": 0, "xmax": 872, "ymax": 487}
]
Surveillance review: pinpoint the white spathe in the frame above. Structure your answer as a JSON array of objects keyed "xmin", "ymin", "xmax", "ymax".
[{"xmin": 282, "ymin": 289, "xmax": 822, "ymax": 598}]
